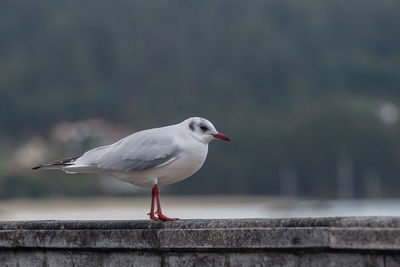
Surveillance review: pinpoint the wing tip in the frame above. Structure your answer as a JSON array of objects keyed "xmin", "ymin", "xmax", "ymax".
[{"xmin": 31, "ymin": 155, "xmax": 81, "ymax": 171}]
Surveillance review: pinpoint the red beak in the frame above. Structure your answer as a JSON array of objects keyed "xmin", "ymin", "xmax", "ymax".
[{"xmin": 212, "ymin": 133, "xmax": 232, "ymax": 142}]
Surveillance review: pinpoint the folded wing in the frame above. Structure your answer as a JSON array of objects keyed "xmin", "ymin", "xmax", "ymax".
[{"xmin": 75, "ymin": 129, "xmax": 179, "ymax": 172}]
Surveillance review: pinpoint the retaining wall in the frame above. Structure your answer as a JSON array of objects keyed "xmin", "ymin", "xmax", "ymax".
[{"xmin": 0, "ymin": 217, "xmax": 399, "ymax": 266}]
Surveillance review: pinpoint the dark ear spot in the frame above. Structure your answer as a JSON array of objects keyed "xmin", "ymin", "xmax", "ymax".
[{"xmin": 189, "ymin": 121, "xmax": 195, "ymax": 131}]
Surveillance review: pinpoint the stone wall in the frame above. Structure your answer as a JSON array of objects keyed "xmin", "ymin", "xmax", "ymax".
[{"xmin": 0, "ymin": 217, "xmax": 399, "ymax": 266}]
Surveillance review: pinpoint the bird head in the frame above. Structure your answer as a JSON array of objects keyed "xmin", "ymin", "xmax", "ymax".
[{"xmin": 184, "ymin": 117, "xmax": 231, "ymax": 144}]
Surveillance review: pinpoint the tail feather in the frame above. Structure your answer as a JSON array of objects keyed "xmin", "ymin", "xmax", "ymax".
[{"xmin": 32, "ymin": 156, "xmax": 80, "ymax": 170}]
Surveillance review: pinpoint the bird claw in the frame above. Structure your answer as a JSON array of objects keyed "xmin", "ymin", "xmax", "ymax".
[
  {"xmin": 156, "ymin": 210, "xmax": 179, "ymax": 221},
  {"xmin": 148, "ymin": 211, "xmax": 178, "ymax": 221},
  {"xmin": 148, "ymin": 213, "xmax": 160, "ymax": 221}
]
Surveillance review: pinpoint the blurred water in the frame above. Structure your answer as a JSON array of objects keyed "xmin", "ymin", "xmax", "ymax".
[{"xmin": 0, "ymin": 197, "xmax": 399, "ymax": 220}]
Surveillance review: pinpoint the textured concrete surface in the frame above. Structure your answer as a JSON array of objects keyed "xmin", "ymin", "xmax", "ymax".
[{"xmin": 0, "ymin": 217, "xmax": 399, "ymax": 266}]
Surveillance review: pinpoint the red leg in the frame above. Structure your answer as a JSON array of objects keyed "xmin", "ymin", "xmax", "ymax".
[
  {"xmin": 154, "ymin": 185, "xmax": 179, "ymax": 221},
  {"xmin": 148, "ymin": 186, "xmax": 160, "ymax": 221}
]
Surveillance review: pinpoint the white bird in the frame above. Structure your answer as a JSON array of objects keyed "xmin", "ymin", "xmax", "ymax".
[{"xmin": 33, "ymin": 117, "xmax": 231, "ymax": 221}]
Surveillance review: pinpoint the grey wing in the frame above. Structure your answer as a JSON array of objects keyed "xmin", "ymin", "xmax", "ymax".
[{"xmin": 84, "ymin": 130, "xmax": 179, "ymax": 172}]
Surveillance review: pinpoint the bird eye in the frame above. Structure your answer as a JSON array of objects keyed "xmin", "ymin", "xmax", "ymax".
[{"xmin": 200, "ymin": 125, "xmax": 208, "ymax": 132}]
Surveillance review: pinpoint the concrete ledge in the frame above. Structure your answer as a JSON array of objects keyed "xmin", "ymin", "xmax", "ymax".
[{"xmin": 0, "ymin": 217, "xmax": 399, "ymax": 266}]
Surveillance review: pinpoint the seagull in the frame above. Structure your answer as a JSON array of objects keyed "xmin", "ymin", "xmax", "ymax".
[{"xmin": 33, "ymin": 117, "xmax": 231, "ymax": 221}]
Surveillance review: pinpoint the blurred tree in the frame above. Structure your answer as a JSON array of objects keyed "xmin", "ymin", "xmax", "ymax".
[{"xmin": 0, "ymin": 0, "xmax": 399, "ymax": 198}]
